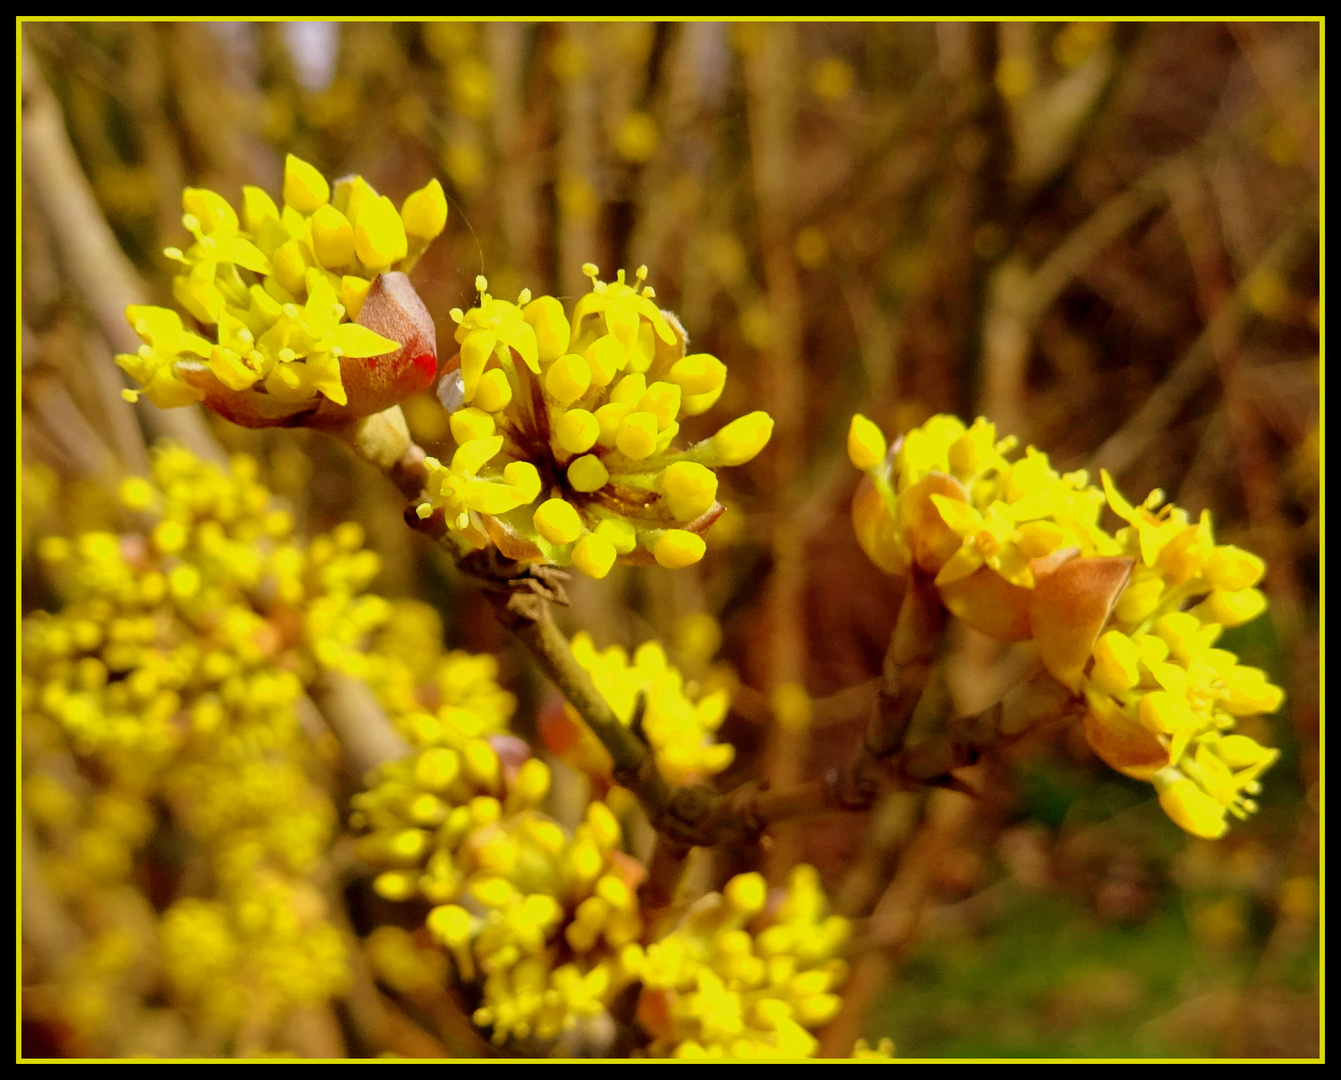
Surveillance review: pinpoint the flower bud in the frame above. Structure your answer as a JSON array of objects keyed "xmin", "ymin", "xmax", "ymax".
[
  {"xmin": 568, "ymin": 455, "xmax": 610, "ymax": 493},
  {"xmin": 652, "ymin": 530, "xmax": 706, "ymax": 569},
  {"xmin": 847, "ymin": 414, "xmax": 887, "ymax": 471},
  {"xmin": 555, "ymin": 409, "xmax": 599, "ymax": 454},
  {"xmin": 473, "ymin": 367, "xmax": 513, "ymax": 412},
  {"xmin": 401, "ymin": 178, "xmax": 449, "ymax": 241},
  {"xmin": 545, "ymin": 353, "xmax": 592, "ymax": 407},
  {"xmin": 283, "ymin": 153, "xmax": 330, "ymax": 213},
  {"xmin": 354, "ymin": 195, "xmax": 409, "ymax": 270},
  {"xmin": 662, "ymin": 461, "xmax": 718, "ymax": 521},
  {"xmin": 572, "ymin": 533, "xmax": 617, "ymax": 579},
  {"xmin": 311, "ymin": 203, "xmax": 356, "ymax": 268},
  {"xmin": 534, "ymin": 499, "xmax": 583, "ymax": 545},
  {"xmin": 698, "ymin": 411, "xmax": 774, "ymax": 466},
  {"xmin": 524, "ymin": 296, "xmax": 572, "ymax": 364}
]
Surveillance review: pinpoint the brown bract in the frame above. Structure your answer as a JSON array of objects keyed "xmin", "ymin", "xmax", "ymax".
[{"xmin": 1029, "ymin": 555, "xmax": 1135, "ymax": 691}]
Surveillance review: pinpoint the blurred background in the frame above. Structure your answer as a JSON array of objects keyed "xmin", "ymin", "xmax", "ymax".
[{"xmin": 21, "ymin": 21, "xmax": 1319, "ymax": 1058}]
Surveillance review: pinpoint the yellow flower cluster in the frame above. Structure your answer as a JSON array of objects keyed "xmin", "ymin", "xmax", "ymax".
[
  {"xmin": 19, "ymin": 446, "xmax": 426, "ymax": 1045},
  {"xmin": 566, "ymin": 632, "xmax": 735, "ymax": 785},
  {"xmin": 636, "ymin": 866, "xmax": 851, "ymax": 1059},
  {"xmin": 848, "ymin": 413, "xmax": 1283, "ymax": 839},
  {"xmin": 1080, "ymin": 478, "xmax": 1281, "ymax": 839},
  {"xmin": 353, "ymin": 741, "xmax": 646, "ymax": 1046},
  {"xmin": 417, "ymin": 265, "xmax": 774, "ymax": 577},
  {"xmin": 117, "ymin": 155, "xmax": 446, "ymax": 422}
]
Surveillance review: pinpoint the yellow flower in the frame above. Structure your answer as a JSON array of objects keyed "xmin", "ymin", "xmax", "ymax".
[
  {"xmin": 424, "ymin": 266, "xmax": 771, "ymax": 577},
  {"xmin": 119, "ymin": 156, "xmax": 446, "ymax": 426}
]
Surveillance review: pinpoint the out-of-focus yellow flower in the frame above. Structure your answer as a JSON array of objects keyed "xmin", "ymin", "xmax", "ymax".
[
  {"xmin": 560, "ymin": 632, "xmax": 734, "ymax": 785},
  {"xmin": 420, "ymin": 265, "xmax": 772, "ymax": 576},
  {"xmin": 636, "ymin": 866, "xmax": 850, "ymax": 1058},
  {"xmin": 353, "ymin": 734, "xmax": 646, "ymax": 1046},
  {"xmin": 118, "ymin": 156, "xmax": 446, "ymax": 427}
]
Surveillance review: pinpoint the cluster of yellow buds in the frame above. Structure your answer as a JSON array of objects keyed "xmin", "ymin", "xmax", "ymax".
[
  {"xmin": 159, "ymin": 879, "xmax": 349, "ymax": 1030},
  {"xmin": 20, "ymin": 445, "xmax": 432, "ymax": 1046},
  {"xmin": 359, "ymin": 598, "xmax": 519, "ymax": 749},
  {"xmin": 543, "ymin": 632, "xmax": 735, "ymax": 786},
  {"xmin": 417, "ymin": 264, "xmax": 774, "ymax": 577},
  {"xmin": 352, "ymin": 739, "xmax": 646, "ymax": 1047},
  {"xmin": 635, "ymin": 866, "xmax": 851, "ymax": 1059},
  {"xmin": 848, "ymin": 413, "xmax": 1283, "ymax": 839},
  {"xmin": 117, "ymin": 155, "xmax": 446, "ymax": 427}
]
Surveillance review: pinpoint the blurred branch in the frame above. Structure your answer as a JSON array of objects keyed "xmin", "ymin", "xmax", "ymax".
[
  {"xmin": 743, "ymin": 25, "xmax": 810, "ymax": 881},
  {"xmin": 1089, "ymin": 208, "xmax": 1316, "ymax": 479},
  {"xmin": 21, "ymin": 34, "xmax": 224, "ymax": 465}
]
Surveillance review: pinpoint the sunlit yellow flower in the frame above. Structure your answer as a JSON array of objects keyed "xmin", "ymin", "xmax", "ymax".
[
  {"xmin": 119, "ymin": 156, "xmax": 447, "ymax": 427},
  {"xmin": 421, "ymin": 266, "xmax": 772, "ymax": 576}
]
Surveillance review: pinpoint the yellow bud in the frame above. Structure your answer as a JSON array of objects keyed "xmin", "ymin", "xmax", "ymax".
[
  {"xmin": 611, "ymin": 373, "xmax": 647, "ymax": 407},
  {"xmin": 1153, "ymin": 611, "xmax": 1201, "ymax": 646},
  {"xmin": 354, "ymin": 195, "xmax": 409, "ymax": 270},
  {"xmin": 511, "ymin": 758, "xmax": 551, "ymax": 804},
  {"xmin": 545, "ymin": 353, "xmax": 592, "ymax": 407},
  {"xmin": 594, "ymin": 402, "xmax": 633, "ymax": 447},
  {"xmin": 389, "ymin": 828, "xmax": 432, "ymax": 861},
  {"xmin": 415, "ymin": 747, "xmax": 461, "ymax": 791},
  {"xmin": 1195, "ymin": 587, "xmax": 1268, "ymax": 628},
  {"xmin": 668, "ymin": 353, "xmax": 726, "ymax": 397},
  {"xmin": 310, "ymin": 203, "xmax": 356, "ymax": 268},
  {"xmin": 283, "ymin": 154, "xmax": 330, "ymax": 213},
  {"xmin": 638, "ymin": 382, "xmax": 682, "ymax": 429},
  {"xmin": 1154, "ymin": 769, "xmax": 1227, "ymax": 839},
  {"xmin": 153, "ymin": 520, "xmax": 188, "ymax": 555},
  {"xmin": 572, "ymin": 533, "xmax": 617, "ymax": 579},
  {"xmin": 616, "ymin": 412, "xmax": 659, "ymax": 460},
  {"xmin": 703, "ymin": 411, "xmax": 774, "ymax": 466},
  {"xmin": 1216, "ymin": 734, "xmax": 1277, "ymax": 770},
  {"xmin": 947, "ymin": 430, "xmax": 985, "ymax": 476},
  {"xmin": 846, "ymin": 414, "xmax": 887, "ymax": 471},
  {"xmin": 1115, "ymin": 577, "xmax": 1164, "ymax": 624},
  {"xmin": 1205, "ymin": 545, "xmax": 1266, "ymax": 591},
  {"xmin": 242, "ymin": 184, "xmax": 280, "ymax": 232},
  {"xmin": 524, "ymin": 296, "xmax": 572, "ymax": 364},
  {"xmin": 652, "ymin": 529, "xmax": 706, "ymax": 569},
  {"xmin": 662, "ymin": 461, "xmax": 718, "ymax": 520},
  {"xmin": 427, "ymin": 904, "xmax": 474, "ymax": 947},
  {"xmin": 373, "ymin": 871, "xmax": 419, "ymax": 901},
  {"xmin": 555, "ymin": 409, "xmax": 599, "ymax": 454},
  {"xmin": 472, "ymin": 367, "xmax": 513, "ymax": 413},
  {"xmin": 724, "ymin": 872, "xmax": 767, "ymax": 916},
  {"xmin": 534, "ymin": 498, "xmax": 583, "ymax": 545},
  {"xmin": 1220, "ymin": 667, "xmax": 1284, "ymax": 715},
  {"xmin": 401, "ymin": 178, "xmax": 448, "ymax": 240},
  {"xmin": 584, "ymin": 335, "xmax": 624, "ymax": 387},
  {"xmin": 1090, "ymin": 630, "xmax": 1141, "ymax": 695},
  {"xmin": 463, "ymin": 740, "xmax": 501, "ymax": 788},
  {"xmin": 271, "ymin": 239, "xmax": 311, "ymax": 297},
  {"xmin": 1137, "ymin": 689, "xmax": 1195, "ymax": 735},
  {"xmin": 596, "ymin": 517, "xmax": 637, "ymax": 555},
  {"xmin": 503, "ymin": 461, "xmax": 542, "ymax": 502},
  {"xmin": 1134, "ymin": 633, "xmax": 1169, "ymax": 665},
  {"xmin": 450, "ymin": 407, "xmax": 496, "ymax": 444},
  {"xmin": 585, "ymin": 801, "xmax": 622, "ymax": 848},
  {"xmin": 568, "ymin": 455, "xmax": 609, "ymax": 493}
]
